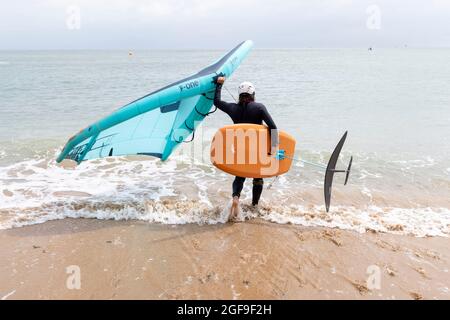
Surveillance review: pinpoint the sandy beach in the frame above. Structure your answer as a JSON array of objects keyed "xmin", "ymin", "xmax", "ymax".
[{"xmin": 1, "ymin": 218, "xmax": 449, "ymax": 300}]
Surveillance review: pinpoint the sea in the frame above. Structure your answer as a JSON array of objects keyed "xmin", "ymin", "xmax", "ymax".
[{"xmin": 0, "ymin": 48, "xmax": 449, "ymax": 236}]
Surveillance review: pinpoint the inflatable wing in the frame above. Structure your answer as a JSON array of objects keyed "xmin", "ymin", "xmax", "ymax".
[{"xmin": 57, "ymin": 40, "xmax": 253, "ymax": 164}]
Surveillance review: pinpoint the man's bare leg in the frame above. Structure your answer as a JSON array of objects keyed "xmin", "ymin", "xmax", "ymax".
[{"xmin": 229, "ymin": 196, "xmax": 240, "ymax": 222}]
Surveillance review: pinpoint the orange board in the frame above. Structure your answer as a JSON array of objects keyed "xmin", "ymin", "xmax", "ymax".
[{"xmin": 210, "ymin": 124, "xmax": 296, "ymax": 178}]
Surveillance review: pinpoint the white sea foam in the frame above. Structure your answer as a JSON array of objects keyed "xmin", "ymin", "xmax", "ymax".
[
  {"xmin": 390, "ymin": 157, "xmax": 436, "ymax": 171},
  {"xmin": 361, "ymin": 187, "xmax": 373, "ymax": 202},
  {"xmin": 358, "ymin": 169, "xmax": 382, "ymax": 180},
  {"xmin": 260, "ymin": 204, "xmax": 450, "ymax": 237},
  {"xmin": 0, "ymin": 155, "xmax": 449, "ymax": 237}
]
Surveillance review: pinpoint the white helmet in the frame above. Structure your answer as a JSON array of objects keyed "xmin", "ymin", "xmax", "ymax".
[{"xmin": 238, "ymin": 81, "xmax": 255, "ymax": 95}]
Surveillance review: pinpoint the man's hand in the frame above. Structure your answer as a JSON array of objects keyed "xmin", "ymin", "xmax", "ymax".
[{"xmin": 216, "ymin": 76, "xmax": 226, "ymax": 84}]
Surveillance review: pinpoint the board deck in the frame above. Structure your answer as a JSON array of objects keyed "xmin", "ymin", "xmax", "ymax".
[{"xmin": 210, "ymin": 124, "xmax": 296, "ymax": 178}]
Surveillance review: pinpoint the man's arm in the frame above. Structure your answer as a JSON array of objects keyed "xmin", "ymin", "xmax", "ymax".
[
  {"xmin": 261, "ymin": 105, "xmax": 279, "ymax": 151},
  {"xmin": 213, "ymin": 78, "xmax": 234, "ymax": 115}
]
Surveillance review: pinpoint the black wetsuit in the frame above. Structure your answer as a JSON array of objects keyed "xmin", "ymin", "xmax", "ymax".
[{"xmin": 214, "ymin": 84, "xmax": 278, "ymax": 205}]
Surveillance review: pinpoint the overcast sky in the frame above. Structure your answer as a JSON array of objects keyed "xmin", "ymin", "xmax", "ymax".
[{"xmin": 1, "ymin": 0, "xmax": 449, "ymax": 49}]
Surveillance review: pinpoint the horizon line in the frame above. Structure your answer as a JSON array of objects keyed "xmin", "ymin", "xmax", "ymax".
[{"xmin": 1, "ymin": 45, "xmax": 450, "ymax": 51}]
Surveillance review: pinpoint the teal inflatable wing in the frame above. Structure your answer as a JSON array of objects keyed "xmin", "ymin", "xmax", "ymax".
[{"xmin": 56, "ymin": 40, "xmax": 253, "ymax": 164}]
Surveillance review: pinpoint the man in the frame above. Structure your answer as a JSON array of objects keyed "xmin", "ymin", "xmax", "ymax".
[{"xmin": 214, "ymin": 76, "xmax": 278, "ymax": 221}]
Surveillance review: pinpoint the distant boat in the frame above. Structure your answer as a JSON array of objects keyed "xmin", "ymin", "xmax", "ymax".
[
  {"xmin": 368, "ymin": 47, "xmax": 373, "ymax": 51},
  {"xmin": 128, "ymin": 51, "xmax": 133, "ymax": 56}
]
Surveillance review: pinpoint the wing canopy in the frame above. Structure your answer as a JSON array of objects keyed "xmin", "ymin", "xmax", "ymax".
[{"xmin": 57, "ymin": 40, "xmax": 253, "ymax": 163}]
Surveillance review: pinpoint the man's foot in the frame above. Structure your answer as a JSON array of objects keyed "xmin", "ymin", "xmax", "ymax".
[
  {"xmin": 248, "ymin": 203, "xmax": 259, "ymax": 214},
  {"xmin": 229, "ymin": 196, "xmax": 240, "ymax": 222}
]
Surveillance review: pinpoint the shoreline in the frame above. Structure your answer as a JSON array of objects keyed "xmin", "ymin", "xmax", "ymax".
[{"xmin": 1, "ymin": 218, "xmax": 449, "ymax": 299}]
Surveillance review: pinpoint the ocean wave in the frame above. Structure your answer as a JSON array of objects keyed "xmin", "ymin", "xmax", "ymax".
[
  {"xmin": 1, "ymin": 197, "xmax": 449, "ymax": 238},
  {"xmin": 0, "ymin": 154, "xmax": 449, "ymax": 237}
]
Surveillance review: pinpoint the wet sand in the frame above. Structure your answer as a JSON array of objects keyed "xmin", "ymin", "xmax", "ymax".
[{"xmin": 0, "ymin": 218, "xmax": 449, "ymax": 300}]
